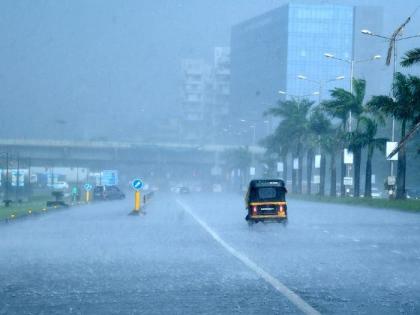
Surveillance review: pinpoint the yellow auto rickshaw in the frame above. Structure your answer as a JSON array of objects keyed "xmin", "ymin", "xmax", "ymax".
[{"xmin": 245, "ymin": 179, "xmax": 287, "ymax": 225}]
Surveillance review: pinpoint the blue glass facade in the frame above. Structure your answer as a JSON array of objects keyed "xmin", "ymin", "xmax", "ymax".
[
  {"xmin": 287, "ymin": 4, "xmax": 354, "ymax": 97},
  {"xmin": 231, "ymin": 3, "xmax": 382, "ymax": 143}
]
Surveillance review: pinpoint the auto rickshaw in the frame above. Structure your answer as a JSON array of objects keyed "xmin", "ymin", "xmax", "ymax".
[{"xmin": 245, "ymin": 179, "xmax": 287, "ymax": 225}]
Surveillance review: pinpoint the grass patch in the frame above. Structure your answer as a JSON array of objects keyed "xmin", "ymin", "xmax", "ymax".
[
  {"xmin": 0, "ymin": 195, "xmax": 70, "ymax": 221},
  {"xmin": 289, "ymin": 194, "xmax": 420, "ymax": 212}
]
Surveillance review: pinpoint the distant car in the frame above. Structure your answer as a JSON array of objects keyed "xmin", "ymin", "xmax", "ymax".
[
  {"xmin": 406, "ymin": 188, "xmax": 420, "ymax": 200},
  {"xmin": 48, "ymin": 181, "xmax": 69, "ymax": 191},
  {"xmin": 93, "ymin": 185, "xmax": 125, "ymax": 200},
  {"xmin": 371, "ymin": 187, "xmax": 383, "ymax": 199},
  {"xmin": 179, "ymin": 186, "xmax": 190, "ymax": 194},
  {"xmin": 212, "ymin": 184, "xmax": 222, "ymax": 193}
]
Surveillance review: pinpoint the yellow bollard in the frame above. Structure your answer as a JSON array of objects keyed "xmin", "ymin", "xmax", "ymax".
[
  {"xmin": 85, "ymin": 191, "xmax": 91, "ymax": 203},
  {"xmin": 134, "ymin": 191, "xmax": 141, "ymax": 212}
]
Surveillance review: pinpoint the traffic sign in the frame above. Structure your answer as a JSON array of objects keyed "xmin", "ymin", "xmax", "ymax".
[
  {"xmin": 132, "ymin": 179, "xmax": 143, "ymax": 191},
  {"xmin": 102, "ymin": 170, "xmax": 119, "ymax": 186},
  {"xmin": 84, "ymin": 183, "xmax": 93, "ymax": 191}
]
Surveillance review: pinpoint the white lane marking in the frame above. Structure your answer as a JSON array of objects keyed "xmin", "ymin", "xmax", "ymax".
[
  {"xmin": 323, "ymin": 230, "xmax": 329, "ymax": 234},
  {"xmin": 352, "ymin": 238, "xmax": 360, "ymax": 243},
  {"xmin": 370, "ymin": 244, "xmax": 378, "ymax": 249},
  {"xmin": 391, "ymin": 250, "xmax": 402, "ymax": 255},
  {"xmin": 176, "ymin": 199, "xmax": 321, "ymax": 315}
]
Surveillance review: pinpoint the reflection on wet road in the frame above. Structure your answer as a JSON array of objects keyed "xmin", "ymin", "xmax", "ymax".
[{"xmin": 1, "ymin": 193, "xmax": 420, "ymax": 314}]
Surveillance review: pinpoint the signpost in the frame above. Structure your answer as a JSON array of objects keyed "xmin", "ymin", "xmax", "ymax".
[
  {"xmin": 11, "ymin": 169, "xmax": 27, "ymax": 187},
  {"xmin": 102, "ymin": 170, "xmax": 119, "ymax": 186},
  {"xmin": 293, "ymin": 158, "xmax": 299, "ymax": 170},
  {"xmin": 132, "ymin": 178, "xmax": 143, "ymax": 212},
  {"xmin": 84, "ymin": 183, "xmax": 93, "ymax": 203},
  {"xmin": 386, "ymin": 142, "xmax": 398, "ymax": 161},
  {"xmin": 343, "ymin": 149, "xmax": 354, "ymax": 164},
  {"xmin": 343, "ymin": 177, "xmax": 353, "ymax": 186},
  {"xmin": 314, "ymin": 155, "xmax": 321, "ymax": 169},
  {"xmin": 249, "ymin": 167, "xmax": 256, "ymax": 176}
]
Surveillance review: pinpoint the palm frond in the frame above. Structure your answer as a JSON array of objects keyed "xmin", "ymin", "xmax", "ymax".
[
  {"xmin": 401, "ymin": 48, "xmax": 420, "ymax": 67},
  {"xmin": 366, "ymin": 95, "xmax": 395, "ymax": 116}
]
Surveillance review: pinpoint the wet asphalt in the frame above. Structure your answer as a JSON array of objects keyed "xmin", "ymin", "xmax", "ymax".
[{"xmin": 1, "ymin": 192, "xmax": 420, "ymax": 314}]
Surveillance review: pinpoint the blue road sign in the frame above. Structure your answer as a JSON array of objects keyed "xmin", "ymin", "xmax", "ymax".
[
  {"xmin": 102, "ymin": 170, "xmax": 118, "ymax": 186},
  {"xmin": 132, "ymin": 179, "xmax": 143, "ymax": 191},
  {"xmin": 84, "ymin": 183, "xmax": 93, "ymax": 191}
]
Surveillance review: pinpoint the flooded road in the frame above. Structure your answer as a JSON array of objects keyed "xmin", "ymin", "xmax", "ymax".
[{"xmin": 1, "ymin": 193, "xmax": 420, "ymax": 314}]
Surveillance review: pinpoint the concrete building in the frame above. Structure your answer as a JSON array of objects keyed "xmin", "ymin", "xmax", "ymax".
[
  {"xmin": 230, "ymin": 2, "xmax": 383, "ymax": 143},
  {"xmin": 180, "ymin": 47, "xmax": 231, "ymax": 143},
  {"xmin": 180, "ymin": 59, "xmax": 212, "ymax": 142},
  {"xmin": 210, "ymin": 47, "xmax": 231, "ymax": 142}
]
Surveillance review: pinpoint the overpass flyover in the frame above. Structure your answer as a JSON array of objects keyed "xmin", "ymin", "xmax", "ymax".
[{"xmin": 0, "ymin": 139, "xmax": 264, "ymax": 169}]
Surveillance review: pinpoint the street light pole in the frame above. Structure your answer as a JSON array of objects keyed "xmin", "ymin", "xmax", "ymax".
[
  {"xmin": 297, "ymin": 74, "xmax": 345, "ymax": 196},
  {"xmin": 5, "ymin": 153, "xmax": 9, "ymax": 205},
  {"xmin": 278, "ymin": 90, "xmax": 320, "ymax": 101},
  {"xmin": 16, "ymin": 152, "xmax": 20, "ymax": 202},
  {"xmin": 361, "ymin": 29, "xmax": 420, "ymax": 179},
  {"xmin": 296, "ymin": 75, "xmax": 344, "ymax": 106},
  {"xmin": 324, "ymin": 53, "xmax": 381, "ymax": 132}
]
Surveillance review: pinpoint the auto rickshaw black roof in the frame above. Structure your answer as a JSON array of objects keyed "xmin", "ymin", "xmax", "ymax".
[{"xmin": 249, "ymin": 179, "xmax": 286, "ymax": 188}]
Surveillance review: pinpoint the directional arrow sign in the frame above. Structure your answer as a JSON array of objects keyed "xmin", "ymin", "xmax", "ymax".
[
  {"xmin": 84, "ymin": 183, "xmax": 93, "ymax": 191},
  {"xmin": 132, "ymin": 179, "xmax": 143, "ymax": 191}
]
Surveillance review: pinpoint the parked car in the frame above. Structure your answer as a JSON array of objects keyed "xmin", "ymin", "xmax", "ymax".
[
  {"xmin": 212, "ymin": 184, "xmax": 222, "ymax": 193},
  {"xmin": 371, "ymin": 187, "xmax": 383, "ymax": 199},
  {"xmin": 93, "ymin": 185, "xmax": 125, "ymax": 200},
  {"xmin": 406, "ymin": 188, "xmax": 420, "ymax": 200},
  {"xmin": 48, "ymin": 181, "xmax": 69, "ymax": 191},
  {"xmin": 179, "ymin": 186, "xmax": 190, "ymax": 194}
]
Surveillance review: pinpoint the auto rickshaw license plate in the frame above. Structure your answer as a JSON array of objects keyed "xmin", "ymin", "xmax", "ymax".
[{"xmin": 260, "ymin": 206, "xmax": 276, "ymax": 211}]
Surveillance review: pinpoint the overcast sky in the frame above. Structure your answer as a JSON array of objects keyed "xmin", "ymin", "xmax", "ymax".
[{"xmin": 0, "ymin": 0, "xmax": 419, "ymax": 141}]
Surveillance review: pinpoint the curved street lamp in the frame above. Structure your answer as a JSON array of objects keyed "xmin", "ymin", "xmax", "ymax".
[{"xmin": 296, "ymin": 74, "xmax": 345, "ymax": 105}]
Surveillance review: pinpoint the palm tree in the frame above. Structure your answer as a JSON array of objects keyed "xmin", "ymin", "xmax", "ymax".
[
  {"xmin": 346, "ymin": 127, "xmax": 364, "ymax": 197},
  {"xmin": 322, "ymin": 78, "xmax": 366, "ymax": 197},
  {"xmin": 266, "ymin": 98, "xmax": 314, "ymax": 194},
  {"xmin": 260, "ymin": 132, "xmax": 290, "ymax": 181},
  {"xmin": 309, "ymin": 107, "xmax": 332, "ymax": 196},
  {"xmin": 401, "ymin": 48, "xmax": 420, "ymax": 67},
  {"xmin": 223, "ymin": 147, "xmax": 252, "ymax": 190},
  {"xmin": 356, "ymin": 117, "xmax": 387, "ymax": 198},
  {"xmin": 321, "ymin": 127, "xmax": 343, "ymax": 197},
  {"xmin": 367, "ymin": 72, "xmax": 420, "ymax": 199}
]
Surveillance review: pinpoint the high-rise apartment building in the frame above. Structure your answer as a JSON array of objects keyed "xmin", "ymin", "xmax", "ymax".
[{"xmin": 180, "ymin": 47, "xmax": 231, "ymax": 143}]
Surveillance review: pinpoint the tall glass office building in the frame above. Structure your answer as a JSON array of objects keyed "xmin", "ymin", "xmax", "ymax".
[
  {"xmin": 230, "ymin": 2, "xmax": 383, "ymax": 142},
  {"xmin": 287, "ymin": 3, "xmax": 353, "ymax": 96}
]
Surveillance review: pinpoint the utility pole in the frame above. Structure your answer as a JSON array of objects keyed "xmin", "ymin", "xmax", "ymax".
[
  {"xmin": 15, "ymin": 153, "xmax": 20, "ymax": 202},
  {"xmin": 5, "ymin": 153, "xmax": 10, "ymax": 206}
]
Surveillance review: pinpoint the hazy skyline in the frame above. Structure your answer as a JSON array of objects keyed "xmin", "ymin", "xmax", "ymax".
[{"xmin": 0, "ymin": 0, "xmax": 419, "ymax": 141}]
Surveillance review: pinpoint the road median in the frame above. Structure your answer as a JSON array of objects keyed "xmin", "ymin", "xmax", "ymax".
[{"xmin": 0, "ymin": 195, "xmax": 85, "ymax": 222}]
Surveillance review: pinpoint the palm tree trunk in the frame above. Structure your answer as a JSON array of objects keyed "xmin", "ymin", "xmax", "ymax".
[
  {"xmin": 319, "ymin": 153, "xmax": 326, "ymax": 196},
  {"xmin": 298, "ymin": 150, "xmax": 303, "ymax": 194},
  {"xmin": 330, "ymin": 151, "xmax": 337, "ymax": 197},
  {"xmin": 396, "ymin": 119, "xmax": 407, "ymax": 199},
  {"xmin": 292, "ymin": 154, "xmax": 297, "ymax": 194},
  {"xmin": 353, "ymin": 146, "xmax": 362, "ymax": 197},
  {"xmin": 364, "ymin": 144, "xmax": 373, "ymax": 198},
  {"xmin": 306, "ymin": 148, "xmax": 313, "ymax": 195},
  {"xmin": 340, "ymin": 150, "xmax": 345, "ymax": 197},
  {"xmin": 282, "ymin": 154, "xmax": 288, "ymax": 183}
]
